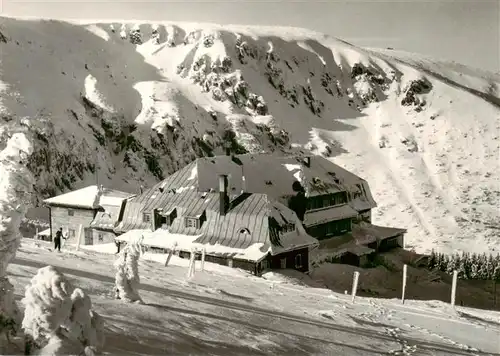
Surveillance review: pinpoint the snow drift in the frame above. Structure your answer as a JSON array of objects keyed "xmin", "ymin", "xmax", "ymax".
[{"xmin": 0, "ymin": 17, "xmax": 499, "ymax": 255}]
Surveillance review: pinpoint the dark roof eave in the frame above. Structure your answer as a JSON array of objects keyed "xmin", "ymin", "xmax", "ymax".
[{"xmin": 43, "ymin": 202, "xmax": 97, "ymax": 210}]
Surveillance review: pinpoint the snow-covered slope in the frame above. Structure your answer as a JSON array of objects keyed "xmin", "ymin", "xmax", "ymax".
[
  {"xmin": 0, "ymin": 17, "xmax": 499, "ymax": 254},
  {"xmin": 6, "ymin": 239, "xmax": 500, "ymax": 355}
]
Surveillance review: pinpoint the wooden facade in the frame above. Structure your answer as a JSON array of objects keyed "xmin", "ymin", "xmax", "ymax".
[
  {"xmin": 49, "ymin": 205, "xmax": 96, "ymax": 243},
  {"xmin": 178, "ymin": 250, "xmax": 258, "ymax": 274},
  {"xmin": 177, "ymin": 247, "xmax": 310, "ymax": 276},
  {"xmin": 263, "ymin": 247, "xmax": 309, "ymax": 273}
]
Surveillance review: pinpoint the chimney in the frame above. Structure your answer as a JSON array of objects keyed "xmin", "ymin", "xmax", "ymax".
[
  {"xmin": 223, "ymin": 141, "xmax": 231, "ymax": 156},
  {"xmin": 218, "ymin": 175, "xmax": 229, "ymax": 216},
  {"xmin": 241, "ymin": 174, "xmax": 246, "ymax": 193},
  {"xmin": 304, "ymin": 156, "xmax": 311, "ymax": 168}
]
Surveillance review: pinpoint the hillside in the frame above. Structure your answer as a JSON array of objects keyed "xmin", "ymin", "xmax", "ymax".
[{"xmin": 0, "ymin": 17, "xmax": 499, "ymax": 254}]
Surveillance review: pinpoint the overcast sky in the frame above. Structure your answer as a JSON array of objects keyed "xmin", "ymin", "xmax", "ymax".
[{"xmin": 3, "ymin": 0, "xmax": 499, "ymax": 72}]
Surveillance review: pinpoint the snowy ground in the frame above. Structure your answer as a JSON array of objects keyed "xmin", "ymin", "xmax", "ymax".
[{"xmin": 6, "ymin": 239, "xmax": 500, "ymax": 355}]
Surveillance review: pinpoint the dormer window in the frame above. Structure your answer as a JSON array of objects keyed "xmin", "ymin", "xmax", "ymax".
[
  {"xmin": 281, "ymin": 223, "xmax": 296, "ymax": 234},
  {"xmin": 184, "ymin": 210, "xmax": 206, "ymax": 229},
  {"xmin": 166, "ymin": 208, "xmax": 177, "ymax": 226},
  {"xmin": 142, "ymin": 213, "xmax": 151, "ymax": 223},
  {"xmin": 185, "ymin": 217, "xmax": 198, "ymax": 228}
]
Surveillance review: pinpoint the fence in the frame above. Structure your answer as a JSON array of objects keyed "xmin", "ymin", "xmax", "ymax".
[{"xmin": 348, "ymin": 264, "xmax": 479, "ymax": 310}]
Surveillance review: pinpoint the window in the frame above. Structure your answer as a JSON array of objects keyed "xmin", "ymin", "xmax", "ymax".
[
  {"xmin": 185, "ymin": 217, "xmax": 198, "ymax": 228},
  {"xmin": 295, "ymin": 254, "xmax": 303, "ymax": 268},
  {"xmin": 69, "ymin": 229, "xmax": 75, "ymax": 237},
  {"xmin": 98, "ymin": 233, "xmax": 104, "ymax": 242},
  {"xmin": 307, "ymin": 193, "xmax": 348, "ymax": 211},
  {"xmin": 280, "ymin": 258, "xmax": 287, "ymax": 269},
  {"xmin": 281, "ymin": 223, "xmax": 295, "ymax": 234},
  {"xmin": 68, "ymin": 209, "xmax": 74, "ymax": 216},
  {"xmin": 261, "ymin": 259, "xmax": 269, "ymax": 270},
  {"xmin": 142, "ymin": 213, "xmax": 151, "ymax": 223},
  {"xmin": 325, "ymin": 218, "xmax": 352, "ymax": 236},
  {"xmin": 239, "ymin": 228, "xmax": 250, "ymax": 235}
]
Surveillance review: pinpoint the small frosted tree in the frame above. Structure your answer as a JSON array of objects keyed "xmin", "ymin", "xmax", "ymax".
[
  {"xmin": 114, "ymin": 239, "xmax": 143, "ymax": 303},
  {"xmin": 470, "ymin": 261, "xmax": 480, "ymax": 280},
  {"xmin": 457, "ymin": 254, "xmax": 467, "ymax": 279},
  {"xmin": 427, "ymin": 250, "xmax": 437, "ymax": 270},
  {"xmin": 151, "ymin": 25, "xmax": 160, "ymax": 45},
  {"xmin": 446, "ymin": 254, "xmax": 457, "ymax": 274},
  {"xmin": 477, "ymin": 253, "xmax": 489, "ymax": 280},
  {"xmin": 22, "ymin": 266, "xmax": 105, "ymax": 355},
  {"xmin": 439, "ymin": 254, "xmax": 449, "ymax": 272},
  {"xmin": 493, "ymin": 263, "xmax": 500, "ymax": 283},
  {"xmin": 129, "ymin": 25, "xmax": 142, "ymax": 45}
]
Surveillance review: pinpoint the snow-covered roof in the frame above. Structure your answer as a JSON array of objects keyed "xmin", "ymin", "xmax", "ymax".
[
  {"xmin": 43, "ymin": 185, "xmax": 134, "ymax": 209},
  {"xmin": 196, "ymin": 153, "xmax": 369, "ymax": 198},
  {"xmin": 117, "ymin": 229, "xmax": 270, "ymax": 262}
]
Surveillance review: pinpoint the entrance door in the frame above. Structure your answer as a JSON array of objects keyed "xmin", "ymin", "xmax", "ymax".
[{"xmin": 84, "ymin": 228, "xmax": 93, "ymax": 245}]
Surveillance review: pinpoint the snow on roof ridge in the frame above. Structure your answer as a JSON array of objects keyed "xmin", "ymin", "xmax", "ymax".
[{"xmin": 43, "ymin": 184, "xmax": 133, "ymax": 209}]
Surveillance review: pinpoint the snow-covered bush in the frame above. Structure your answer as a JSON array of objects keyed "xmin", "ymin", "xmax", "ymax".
[
  {"xmin": 114, "ymin": 240, "xmax": 143, "ymax": 303},
  {"xmin": 119, "ymin": 24, "xmax": 127, "ymax": 39},
  {"xmin": 129, "ymin": 26, "xmax": 142, "ymax": 45},
  {"xmin": 22, "ymin": 266, "xmax": 105, "ymax": 355},
  {"xmin": 151, "ymin": 25, "xmax": 160, "ymax": 45}
]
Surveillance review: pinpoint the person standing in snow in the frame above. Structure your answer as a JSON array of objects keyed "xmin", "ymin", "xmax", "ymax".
[{"xmin": 54, "ymin": 227, "xmax": 64, "ymax": 252}]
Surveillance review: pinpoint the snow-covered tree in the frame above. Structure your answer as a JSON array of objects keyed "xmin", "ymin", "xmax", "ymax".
[
  {"xmin": 22, "ymin": 266, "xmax": 105, "ymax": 355},
  {"xmin": 427, "ymin": 250, "xmax": 437, "ymax": 270},
  {"xmin": 0, "ymin": 133, "xmax": 35, "ymax": 346},
  {"xmin": 446, "ymin": 254, "xmax": 456, "ymax": 274},
  {"xmin": 114, "ymin": 239, "xmax": 143, "ymax": 303},
  {"xmin": 119, "ymin": 24, "xmax": 127, "ymax": 40},
  {"xmin": 438, "ymin": 253, "xmax": 448, "ymax": 272},
  {"xmin": 493, "ymin": 263, "xmax": 500, "ymax": 282},
  {"xmin": 151, "ymin": 24, "xmax": 160, "ymax": 45},
  {"xmin": 129, "ymin": 25, "xmax": 142, "ymax": 45},
  {"xmin": 457, "ymin": 254, "xmax": 467, "ymax": 279},
  {"xmin": 470, "ymin": 261, "xmax": 480, "ymax": 280}
]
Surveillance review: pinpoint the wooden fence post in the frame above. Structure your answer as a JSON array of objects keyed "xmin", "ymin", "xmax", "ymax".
[
  {"xmin": 402, "ymin": 264, "xmax": 408, "ymax": 304},
  {"xmin": 200, "ymin": 247, "xmax": 206, "ymax": 271},
  {"xmin": 187, "ymin": 248, "xmax": 196, "ymax": 278},
  {"xmin": 165, "ymin": 243, "xmax": 176, "ymax": 267},
  {"xmin": 451, "ymin": 270, "xmax": 458, "ymax": 307},
  {"xmin": 351, "ymin": 271, "xmax": 360, "ymax": 303},
  {"xmin": 75, "ymin": 224, "xmax": 83, "ymax": 251}
]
